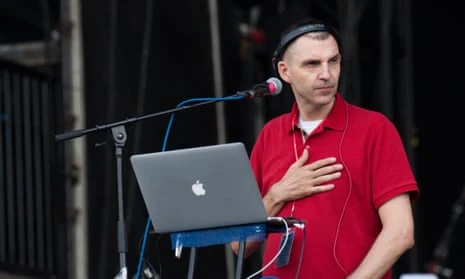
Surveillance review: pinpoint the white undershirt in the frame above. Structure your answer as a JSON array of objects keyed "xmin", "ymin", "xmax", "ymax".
[{"xmin": 299, "ymin": 117, "xmax": 323, "ymax": 137}]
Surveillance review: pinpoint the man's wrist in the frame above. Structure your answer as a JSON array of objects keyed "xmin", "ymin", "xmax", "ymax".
[{"xmin": 264, "ymin": 184, "xmax": 285, "ymax": 216}]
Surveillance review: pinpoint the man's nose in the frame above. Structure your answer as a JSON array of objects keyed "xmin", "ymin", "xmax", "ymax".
[{"xmin": 319, "ymin": 64, "xmax": 331, "ymax": 79}]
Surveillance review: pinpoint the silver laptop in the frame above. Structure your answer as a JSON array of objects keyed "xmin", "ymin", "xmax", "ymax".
[{"xmin": 130, "ymin": 142, "xmax": 268, "ymax": 234}]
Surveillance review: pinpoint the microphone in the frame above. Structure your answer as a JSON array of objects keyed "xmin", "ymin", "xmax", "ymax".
[{"xmin": 237, "ymin": 77, "xmax": 283, "ymax": 98}]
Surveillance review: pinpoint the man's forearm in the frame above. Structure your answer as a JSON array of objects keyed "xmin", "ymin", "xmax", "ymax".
[
  {"xmin": 230, "ymin": 240, "xmax": 263, "ymax": 258},
  {"xmin": 347, "ymin": 226, "xmax": 414, "ymax": 279},
  {"xmin": 230, "ymin": 187, "xmax": 283, "ymax": 258}
]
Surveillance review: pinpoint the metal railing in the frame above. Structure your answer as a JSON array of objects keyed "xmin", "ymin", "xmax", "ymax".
[{"xmin": 0, "ymin": 60, "xmax": 66, "ymax": 278}]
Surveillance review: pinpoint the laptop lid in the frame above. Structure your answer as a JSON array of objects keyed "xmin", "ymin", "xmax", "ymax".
[{"xmin": 130, "ymin": 142, "xmax": 268, "ymax": 234}]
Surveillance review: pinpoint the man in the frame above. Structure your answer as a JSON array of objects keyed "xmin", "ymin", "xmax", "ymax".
[{"xmin": 231, "ymin": 17, "xmax": 419, "ymax": 279}]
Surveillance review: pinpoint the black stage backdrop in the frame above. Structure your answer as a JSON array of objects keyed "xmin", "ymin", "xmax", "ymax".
[
  {"xmin": 80, "ymin": 0, "xmax": 465, "ymax": 278},
  {"xmin": 414, "ymin": 3, "xmax": 465, "ymax": 277},
  {"xmin": 81, "ymin": 0, "xmax": 243, "ymax": 278}
]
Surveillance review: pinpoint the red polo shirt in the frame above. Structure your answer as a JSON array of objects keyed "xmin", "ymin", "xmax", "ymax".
[{"xmin": 250, "ymin": 93, "xmax": 419, "ymax": 279}]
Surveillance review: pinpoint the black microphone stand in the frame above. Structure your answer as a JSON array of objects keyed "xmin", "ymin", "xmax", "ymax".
[{"xmin": 55, "ymin": 97, "xmax": 237, "ymax": 279}]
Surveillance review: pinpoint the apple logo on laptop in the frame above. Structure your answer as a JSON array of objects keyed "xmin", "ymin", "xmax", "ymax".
[{"xmin": 192, "ymin": 180, "xmax": 206, "ymax": 196}]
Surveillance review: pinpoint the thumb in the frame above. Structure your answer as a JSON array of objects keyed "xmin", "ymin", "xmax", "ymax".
[{"xmin": 292, "ymin": 148, "xmax": 309, "ymax": 167}]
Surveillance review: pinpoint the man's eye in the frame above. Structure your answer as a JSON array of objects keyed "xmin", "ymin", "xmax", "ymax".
[
  {"xmin": 306, "ymin": 61, "xmax": 320, "ymax": 66},
  {"xmin": 329, "ymin": 56, "xmax": 341, "ymax": 63}
]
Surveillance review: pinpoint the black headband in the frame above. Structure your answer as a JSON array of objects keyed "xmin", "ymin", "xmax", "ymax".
[{"xmin": 271, "ymin": 23, "xmax": 341, "ymax": 75}]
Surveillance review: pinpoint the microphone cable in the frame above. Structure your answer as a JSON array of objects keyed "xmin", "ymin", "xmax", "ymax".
[
  {"xmin": 246, "ymin": 216, "xmax": 305, "ymax": 279},
  {"xmin": 245, "ymin": 217, "xmax": 290, "ymax": 279},
  {"xmin": 134, "ymin": 94, "xmax": 245, "ymax": 279}
]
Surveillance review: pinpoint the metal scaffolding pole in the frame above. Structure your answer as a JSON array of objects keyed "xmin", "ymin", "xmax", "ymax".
[
  {"xmin": 60, "ymin": 0, "xmax": 88, "ymax": 278},
  {"xmin": 206, "ymin": 0, "xmax": 234, "ymax": 278}
]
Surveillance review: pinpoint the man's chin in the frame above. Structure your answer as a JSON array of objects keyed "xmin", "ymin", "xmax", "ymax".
[{"xmin": 315, "ymin": 92, "xmax": 336, "ymax": 103}]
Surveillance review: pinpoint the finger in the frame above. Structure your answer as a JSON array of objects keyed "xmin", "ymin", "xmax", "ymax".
[
  {"xmin": 312, "ymin": 172, "xmax": 342, "ymax": 185},
  {"xmin": 310, "ymin": 184, "xmax": 335, "ymax": 194},
  {"xmin": 305, "ymin": 157, "xmax": 337, "ymax": 170},
  {"xmin": 313, "ymin": 164, "xmax": 343, "ymax": 177},
  {"xmin": 291, "ymin": 148, "xmax": 309, "ymax": 168}
]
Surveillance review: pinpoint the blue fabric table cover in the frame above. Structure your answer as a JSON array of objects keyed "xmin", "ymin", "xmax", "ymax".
[{"xmin": 170, "ymin": 223, "xmax": 267, "ymax": 249}]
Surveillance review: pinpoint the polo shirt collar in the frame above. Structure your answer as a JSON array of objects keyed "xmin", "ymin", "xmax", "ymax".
[{"xmin": 288, "ymin": 93, "xmax": 347, "ymax": 133}]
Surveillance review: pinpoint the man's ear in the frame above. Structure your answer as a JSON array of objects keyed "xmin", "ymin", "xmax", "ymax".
[{"xmin": 278, "ymin": 61, "xmax": 291, "ymax": 83}]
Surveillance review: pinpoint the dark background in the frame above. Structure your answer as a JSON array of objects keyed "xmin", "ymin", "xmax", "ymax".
[{"xmin": 1, "ymin": 0, "xmax": 464, "ymax": 278}]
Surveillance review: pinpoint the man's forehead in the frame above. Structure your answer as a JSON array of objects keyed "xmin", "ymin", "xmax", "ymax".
[{"xmin": 285, "ymin": 35, "xmax": 340, "ymax": 60}]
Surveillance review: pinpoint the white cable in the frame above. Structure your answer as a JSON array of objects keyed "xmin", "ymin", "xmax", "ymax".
[{"xmin": 245, "ymin": 217, "xmax": 289, "ymax": 279}]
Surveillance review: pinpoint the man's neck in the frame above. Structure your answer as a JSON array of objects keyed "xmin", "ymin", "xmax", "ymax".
[{"xmin": 298, "ymin": 99, "xmax": 335, "ymax": 121}]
